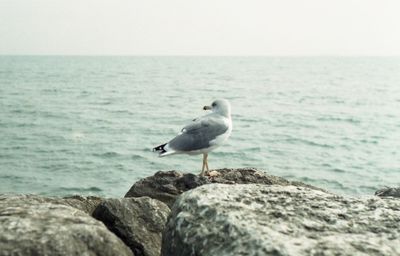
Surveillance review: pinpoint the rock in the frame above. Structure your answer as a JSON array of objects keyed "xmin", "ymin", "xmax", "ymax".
[
  {"xmin": 162, "ymin": 184, "xmax": 400, "ymax": 256},
  {"xmin": 0, "ymin": 195, "xmax": 133, "ymax": 256},
  {"xmin": 208, "ymin": 168, "xmax": 325, "ymax": 192},
  {"xmin": 0, "ymin": 194, "xmax": 103, "ymax": 215},
  {"xmin": 125, "ymin": 171, "xmax": 210, "ymax": 207},
  {"xmin": 375, "ymin": 187, "xmax": 400, "ymax": 198},
  {"xmin": 125, "ymin": 168, "xmax": 325, "ymax": 207},
  {"xmin": 93, "ymin": 197, "xmax": 170, "ymax": 256}
]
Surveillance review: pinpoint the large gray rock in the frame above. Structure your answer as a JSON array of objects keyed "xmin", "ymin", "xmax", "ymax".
[
  {"xmin": 125, "ymin": 168, "xmax": 324, "ymax": 207},
  {"xmin": 162, "ymin": 184, "xmax": 400, "ymax": 256},
  {"xmin": 93, "ymin": 197, "xmax": 170, "ymax": 256},
  {"xmin": 0, "ymin": 195, "xmax": 133, "ymax": 256}
]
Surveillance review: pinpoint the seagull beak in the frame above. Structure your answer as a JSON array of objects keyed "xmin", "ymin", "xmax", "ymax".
[{"xmin": 203, "ymin": 105, "xmax": 212, "ymax": 110}]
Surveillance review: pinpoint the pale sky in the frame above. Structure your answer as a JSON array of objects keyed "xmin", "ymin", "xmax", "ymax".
[{"xmin": 1, "ymin": 0, "xmax": 400, "ymax": 55}]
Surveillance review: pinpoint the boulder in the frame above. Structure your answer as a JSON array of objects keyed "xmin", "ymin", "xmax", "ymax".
[
  {"xmin": 0, "ymin": 195, "xmax": 133, "ymax": 256},
  {"xmin": 93, "ymin": 197, "xmax": 170, "ymax": 256},
  {"xmin": 162, "ymin": 184, "xmax": 400, "ymax": 256},
  {"xmin": 375, "ymin": 187, "xmax": 400, "ymax": 198},
  {"xmin": 125, "ymin": 168, "xmax": 325, "ymax": 207}
]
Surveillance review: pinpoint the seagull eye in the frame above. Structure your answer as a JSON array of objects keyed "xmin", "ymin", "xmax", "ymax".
[{"xmin": 212, "ymin": 103, "xmax": 216, "ymax": 107}]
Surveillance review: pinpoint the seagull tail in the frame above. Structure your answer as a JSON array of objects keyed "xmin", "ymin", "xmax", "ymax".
[{"xmin": 152, "ymin": 143, "xmax": 176, "ymax": 157}]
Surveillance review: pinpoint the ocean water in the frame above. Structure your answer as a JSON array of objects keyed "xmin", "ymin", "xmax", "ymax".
[{"xmin": 0, "ymin": 56, "xmax": 399, "ymax": 197}]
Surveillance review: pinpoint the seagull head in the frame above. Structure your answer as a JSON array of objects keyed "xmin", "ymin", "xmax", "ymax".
[{"xmin": 203, "ymin": 99, "xmax": 231, "ymax": 118}]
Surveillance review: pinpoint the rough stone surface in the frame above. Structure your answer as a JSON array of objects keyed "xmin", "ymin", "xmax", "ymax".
[
  {"xmin": 0, "ymin": 194, "xmax": 103, "ymax": 215},
  {"xmin": 62, "ymin": 195, "xmax": 104, "ymax": 215},
  {"xmin": 125, "ymin": 171, "xmax": 210, "ymax": 207},
  {"xmin": 0, "ymin": 195, "xmax": 133, "ymax": 256},
  {"xmin": 125, "ymin": 168, "xmax": 325, "ymax": 207},
  {"xmin": 93, "ymin": 197, "xmax": 170, "ymax": 256},
  {"xmin": 162, "ymin": 184, "xmax": 400, "ymax": 256},
  {"xmin": 375, "ymin": 187, "xmax": 400, "ymax": 198}
]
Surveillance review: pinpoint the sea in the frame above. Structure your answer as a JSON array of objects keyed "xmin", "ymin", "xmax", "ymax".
[{"xmin": 0, "ymin": 56, "xmax": 399, "ymax": 197}]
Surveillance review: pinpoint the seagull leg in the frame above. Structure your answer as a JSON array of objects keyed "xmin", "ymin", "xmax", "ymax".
[
  {"xmin": 200, "ymin": 154, "xmax": 205, "ymax": 176},
  {"xmin": 205, "ymin": 154, "xmax": 209, "ymax": 172},
  {"xmin": 200, "ymin": 153, "xmax": 208, "ymax": 176}
]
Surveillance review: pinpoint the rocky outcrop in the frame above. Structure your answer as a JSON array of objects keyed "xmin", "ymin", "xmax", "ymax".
[
  {"xmin": 375, "ymin": 187, "xmax": 400, "ymax": 198},
  {"xmin": 2, "ymin": 169, "xmax": 398, "ymax": 256},
  {"xmin": 93, "ymin": 197, "xmax": 170, "ymax": 256},
  {"xmin": 162, "ymin": 184, "xmax": 400, "ymax": 256},
  {"xmin": 0, "ymin": 195, "xmax": 132, "ymax": 256},
  {"xmin": 125, "ymin": 168, "xmax": 325, "ymax": 207}
]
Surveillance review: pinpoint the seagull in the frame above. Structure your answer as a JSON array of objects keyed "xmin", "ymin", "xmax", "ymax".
[{"xmin": 153, "ymin": 99, "xmax": 232, "ymax": 176}]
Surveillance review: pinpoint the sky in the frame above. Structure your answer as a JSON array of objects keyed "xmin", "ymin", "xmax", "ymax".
[{"xmin": 0, "ymin": 0, "xmax": 400, "ymax": 56}]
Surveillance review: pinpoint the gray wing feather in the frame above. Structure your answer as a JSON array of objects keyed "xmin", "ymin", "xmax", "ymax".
[{"xmin": 168, "ymin": 116, "xmax": 228, "ymax": 152}]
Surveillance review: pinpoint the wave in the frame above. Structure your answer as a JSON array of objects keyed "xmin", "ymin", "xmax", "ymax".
[
  {"xmin": 93, "ymin": 151, "xmax": 120, "ymax": 158},
  {"xmin": 59, "ymin": 186, "xmax": 103, "ymax": 193},
  {"xmin": 285, "ymin": 137, "xmax": 334, "ymax": 149},
  {"xmin": 297, "ymin": 176, "xmax": 348, "ymax": 191},
  {"xmin": 331, "ymin": 168, "xmax": 346, "ymax": 173},
  {"xmin": 316, "ymin": 116, "xmax": 361, "ymax": 124},
  {"xmin": 131, "ymin": 154, "xmax": 146, "ymax": 160}
]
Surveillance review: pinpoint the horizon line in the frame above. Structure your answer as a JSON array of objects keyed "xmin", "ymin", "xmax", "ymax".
[{"xmin": 1, "ymin": 54, "xmax": 400, "ymax": 58}]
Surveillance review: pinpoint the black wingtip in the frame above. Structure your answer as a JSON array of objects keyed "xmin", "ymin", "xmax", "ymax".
[{"xmin": 153, "ymin": 143, "xmax": 167, "ymax": 154}]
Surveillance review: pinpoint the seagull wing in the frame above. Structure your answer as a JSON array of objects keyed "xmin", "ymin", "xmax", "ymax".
[{"xmin": 168, "ymin": 115, "xmax": 229, "ymax": 152}]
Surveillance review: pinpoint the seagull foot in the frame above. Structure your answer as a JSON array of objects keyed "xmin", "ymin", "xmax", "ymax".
[
  {"xmin": 199, "ymin": 170, "xmax": 221, "ymax": 177},
  {"xmin": 208, "ymin": 170, "xmax": 221, "ymax": 177}
]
